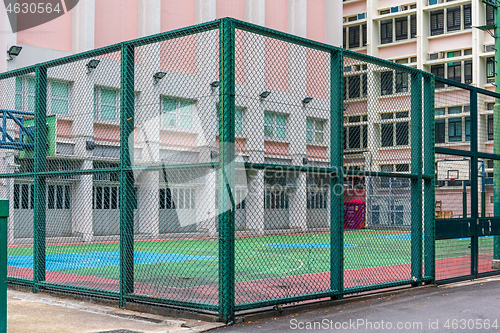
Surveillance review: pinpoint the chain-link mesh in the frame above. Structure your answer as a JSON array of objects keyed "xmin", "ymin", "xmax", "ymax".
[
  {"xmin": 434, "ymin": 77, "xmax": 500, "ymax": 282},
  {"xmin": 0, "ymin": 18, "xmax": 434, "ymax": 319}
]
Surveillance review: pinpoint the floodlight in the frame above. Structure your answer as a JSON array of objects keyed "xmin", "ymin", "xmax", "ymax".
[
  {"xmin": 153, "ymin": 71, "xmax": 167, "ymax": 84},
  {"xmin": 302, "ymin": 97, "xmax": 313, "ymax": 105},
  {"xmin": 7, "ymin": 45, "xmax": 22, "ymax": 61},
  {"xmin": 259, "ymin": 91, "xmax": 271, "ymax": 100},
  {"xmin": 210, "ymin": 81, "xmax": 220, "ymax": 88},
  {"xmin": 86, "ymin": 59, "xmax": 100, "ymax": 73}
]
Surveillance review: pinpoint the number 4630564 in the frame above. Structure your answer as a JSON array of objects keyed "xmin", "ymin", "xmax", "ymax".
[{"xmin": 6, "ymin": 2, "xmax": 62, "ymax": 14}]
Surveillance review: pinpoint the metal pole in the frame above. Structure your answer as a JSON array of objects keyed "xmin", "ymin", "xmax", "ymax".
[
  {"xmin": 218, "ymin": 18, "xmax": 236, "ymax": 323},
  {"xmin": 330, "ymin": 49, "xmax": 344, "ymax": 297},
  {"xmin": 119, "ymin": 42, "xmax": 135, "ymax": 307},
  {"xmin": 481, "ymin": 160, "xmax": 486, "ymax": 218},
  {"xmin": 493, "ymin": 4, "xmax": 500, "ymax": 269},
  {"xmin": 463, "ymin": 180, "xmax": 467, "ymax": 218},
  {"xmin": 0, "ymin": 199, "xmax": 8, "ymax": 333}
]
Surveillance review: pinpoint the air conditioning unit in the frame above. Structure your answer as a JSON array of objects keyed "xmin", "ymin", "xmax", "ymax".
[
  {"xmin": 485, "ymin": 44, "xmax": 495, "ymax": 53},
  {"xmin": 429, "ymin": 52, "xmax": 438, "ymax": 60},
  {"xmin": 399, "ymin": 5, "xmax": 408, "ymax": 11},
  {"xmin": 390, "ymin": 6, "xmax": 399, "ymax": 13},
  {"xmin": 357, "ymin": 12, "xmax": 366, "ymax": 20}
]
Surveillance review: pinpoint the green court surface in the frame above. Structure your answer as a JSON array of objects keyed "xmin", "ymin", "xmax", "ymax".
[{"xmin": 7, "ymin": 231, "xmax": 493, "ymax": 286}]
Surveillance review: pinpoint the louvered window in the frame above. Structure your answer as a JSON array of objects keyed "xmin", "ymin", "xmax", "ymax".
[
  {"xmin": 430, "ymin": 10, "xmax": 444, "ymax": 36},
  {"xmin": 395, "ymin": 17, "xmax": 408, "ymax": 41}
]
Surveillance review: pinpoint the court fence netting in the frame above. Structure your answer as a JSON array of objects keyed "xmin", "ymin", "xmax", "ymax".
[{"xmin": 0, "ymin": 18, "xmax": 434, "ymax": 321}]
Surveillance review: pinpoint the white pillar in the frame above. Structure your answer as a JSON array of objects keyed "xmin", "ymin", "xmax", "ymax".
[
  {"xmin": 71, "ymin": 73, "xmax": 95, "ymax": 241},
  {"xmin": 139, "ymin": 0, "xmax": 161, "ymax": 37},
  {"xmin": 196, "ymin": 0, "xmax": 216, "ymax": 24},
  {"xmin": 72, "ymin": 0, "xmax": 95, "ymax": 53},
  {"xmin": 245, "ymin": 0, "xmax": 265, "ymax": 25},
  {"xmin": 325, "ymin": 0, "xmax": 342, "ymax": 47}
]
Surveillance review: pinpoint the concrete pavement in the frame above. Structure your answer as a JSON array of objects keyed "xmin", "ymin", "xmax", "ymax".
[
  {"xmin": 6, "ymin": 288, "xmax": 225, "ymax": 333},
  {"xmin": 214, "ymin": 276, "xmax": 500, "ymax": 333}
]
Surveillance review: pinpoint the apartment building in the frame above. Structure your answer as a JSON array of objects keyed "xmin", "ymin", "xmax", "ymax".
[
  {"xmin": 0, "ymin": 0, "xmax": 345, "ymax": 241},
  {"xmin": 343, "ymin": 0, "xmax": 497, "ymax": 223}
]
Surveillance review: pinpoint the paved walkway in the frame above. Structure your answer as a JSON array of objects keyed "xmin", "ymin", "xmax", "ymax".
[
  {"xmin": 214, "ymin": 276, "xmax": 500, "ymax": 333},
  {"xmin": 6, "ymin": 288, "xmax": 224, "ymax": 333}
]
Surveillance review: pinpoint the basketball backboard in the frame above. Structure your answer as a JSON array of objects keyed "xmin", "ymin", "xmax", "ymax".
[{"xmin": 436, "ymin": 159, "xmax": 470, "ymax": 181}]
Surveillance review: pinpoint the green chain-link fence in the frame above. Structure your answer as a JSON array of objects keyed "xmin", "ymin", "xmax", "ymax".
[{"xmin": 0, "ymin": 18, "xmax": 434, "ymax": 321}]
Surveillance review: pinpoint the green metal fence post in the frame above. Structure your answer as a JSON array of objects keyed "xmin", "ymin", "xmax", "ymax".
[
  {"xmin": 423, "ymin": 75, "xmax": 435, "ymax": 282},
  {"xmin": 330, "ymin": 49, "xmax": 344, "ymax": 297},
  {"xmin": 410, "ymin": 72, "xmax": 423, "ymax": 286},
  {"xmin": 34, "ymin": 65, "xmax": 47, "ymax": 292},
  {"xmin": 490, "ymin": 0, "xmax": 500, "ymax": 269},
  {"xmin": 119, "ymin": 42, "xmax": 135, "ymax": 307},
  {"xmin": 0, "ymin": 199, "xmax": 8, "ymax": 333},
  {"xmin": 218, "ymin": 18, "xmax": 236, "ymax": 322},
  {"xmin": 470, "ymin": 89, "xmax": 479, "ymax": 277}
]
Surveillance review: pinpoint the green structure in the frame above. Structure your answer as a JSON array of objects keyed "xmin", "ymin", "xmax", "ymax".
[{"xmin": 0, "ymin": 18, "xmax": 437, "ymax": 322}]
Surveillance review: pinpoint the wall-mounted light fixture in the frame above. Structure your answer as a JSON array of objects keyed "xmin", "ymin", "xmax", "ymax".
[
  {"xmin": 302, "ymin": 157, "xmax": 309, "ymax": 165},
  {"xmin": 7, "ymin": 45, "xmax": 22, "ymax": 61},
  {"xmin": 302, "ymin": 97, "xmax": 313, "ymax": 106},
  {"xmin": 259, "ymin": 91, "xmax": 271, "ymax": 101},
  {"xmin": 86, "ymin": 59, "xmax": 100, "ymax": 74},
  {"xmin": 153, "ymin": 71, "xmax": 167, "ymax": 84},
  {"xmin": 210, "ymin": 81, "xmax": 220, "ymax": 88}
]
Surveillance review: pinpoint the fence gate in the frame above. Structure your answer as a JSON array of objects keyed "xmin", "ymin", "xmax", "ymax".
[{"xmin": 435, "ymin": 76, "xmax": 500, "ymax": 282}]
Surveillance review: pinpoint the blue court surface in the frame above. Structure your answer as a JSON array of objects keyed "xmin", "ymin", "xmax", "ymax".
[
  {"xmin": 265, "ymin": 243, "xmax": 356, "ymax": 249},
  {"xmin": 7, "ymin": 251, "xmax": 217, "ymax": 271}
]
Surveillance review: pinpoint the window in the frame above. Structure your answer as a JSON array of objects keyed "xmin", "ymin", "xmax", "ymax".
[
  {"xmin": 381, "ymin": 123, "xmax": 394, "ymax": 147},
  {"xmin": 465, "ymin": 117, "xmax": 470, "ymax": 142},
  {"xmin": 50, "ymin": 81, "xmax": 70, "ymax": 115},
  {"xmin": 431, "ymin": 65, "xmax": 445, "ymax": 88},
  {"xmin": 395, "ymin": 17, "xmax": 408, "ymax": 41},
  {"xmin": 380, "ymin": 114, "xmax": 409, "ymax": 147},
  {"xmin": 362, "ymin": 24, "xmax": 367, "ymax": 47},
  {"xmin": 436, "ymin": 119, "xmax": 445, "ymax": 143},
  {"xmin": 235, "ymin": 107, "xmax": 244, "ymax": 135},
  {"xmin": 448, "ymin": 106, "xmax": 462, "ymax": 114},
  {"xmin": 94, "ymin": 87, "xmax": 118, "ymax": 120},
  {"xmin": 15, "ymin": 77, "xmax": 35, "ymax": 111},
  {"xmin": 93, "ymin": 186, "xmax": 119, "ymax": 210},
  {"xmin": 307, "ymin": 190, "xmax": 328, "ymax": 209},
  {"xmin": 306, "ymin": 118, "xmax": 325, "ymax": 143},
  {"xmin": 265, "ymin": 189, "xmax": 289, "ymax": 209},
  {"xmin": 162, "ymin": 97, "xmax": 194, "ymax": 128},
  {"xmin": 47, "ymin": 184, "xmax": 70, "ymax": 210},
  {"xmin": 264, "ymin": 112, "xmax": 287, "ymax": 139},
  {"xmin": 447, "ymin": 62, "xmax": 461, "ymax": 82},
  {"xmin": 343, "ymin": 28, "xmax": 346, "ymax": 49},
  {"xmin": 488, "ymin": 115, "xmax": 494, "ymax": 141},
  {"xmin": 160, "ymin": 188, "xmax": 195, "ymax": 210},
  {"xmin": 464, "ymin": 60, "xmax": 472, "ymax": 84},
  {"xmin": 347, "ymin": 75, "xmax": 360, "ymax": 98},
  {"xmin": 487, "ymin": 57, "xmax": 495, "ymax": 83},
  {"xmin": 348, "ymin": 25, "xmax": 360, "ymax": 49},
  {"xmin": 430, "ymin": 10, "xmax": 444, "ymax": 36},
  {"xmin": 381, "ymin": 71, "xmax": 393, "ymax": 95},
  {"xmin": 448, "ymin": 117, "xmax": 462, "ymax": 142},
  {"xmin": 447, "ymin": 7, "xmax": 461, "ymax": 32},
  {"xmin": 395, "ymin": 71, "xmax": 408, "ymax": 93},
  {"xmin": 344, "ymin": 116, "xmax": 367, "ymax": 150},
  {"xmin": 396, "ymin": 122, "xmax": 409, "ymax": 146},
  {"xmin": 464, "ymin": 5, "xmax": 471, "ymax": 29},
  {"xmin": 435, "ymin": 108, "xmax": 445, "ymax": 116},
  {"xmin": 410, "ymin": 15, "xmax": 417, "ymax": 38},
  {"xmin": 380, "ymin": 20, "xmax": 393, "ymax": 44},
  {"xmin": 487, "ymin": 4, "xmax": 495, "ymax": 26}
]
